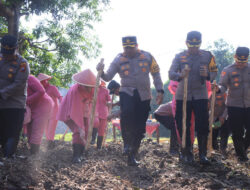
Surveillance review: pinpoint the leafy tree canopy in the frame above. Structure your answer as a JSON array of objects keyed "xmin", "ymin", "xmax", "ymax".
[{"xmin": 0, "ymin": 0, "xmax": 110, "ymax": 87}]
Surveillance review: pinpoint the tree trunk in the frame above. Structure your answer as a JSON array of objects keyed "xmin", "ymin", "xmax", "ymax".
[{"xmin": 7, "ymin": 6, "xmax": 20, "ymax": 37}]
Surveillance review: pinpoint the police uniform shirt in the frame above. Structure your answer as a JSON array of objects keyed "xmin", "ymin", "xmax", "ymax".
[
  {"xmin": 169, "ymin": 50, "xmax": 218, "ymax": 100},
  {"xmin": 101, "ymin": 50, "xmax": 163, "ymax": 101},
  {"xmin": 0, "ymin": 54, "xmax": 30, "ymax": 109},
  {"xmin": 219, "ymin": 63, "xmax": 250, "ymax": 108}
]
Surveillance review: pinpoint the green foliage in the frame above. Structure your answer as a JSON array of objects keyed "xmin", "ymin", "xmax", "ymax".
[
  {"xmin": 206, "ymin": 39, "xmax": 234, "ymax": 82},
  {"xmin": 0, "ymin": 0, "xmax": 110, "ymax": 87}
]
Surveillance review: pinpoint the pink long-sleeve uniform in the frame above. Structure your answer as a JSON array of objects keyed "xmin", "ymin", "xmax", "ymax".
[
  {"xmin": 94, "ymin": 86, "xmax": 111, "ymax": 136},
  {"xmin": 26, "ymin": 75, "xmax": 53, "ymax": 145},
  {"xmin": 57, "ymin": 84, "xmax": 93, "ymax": 145},
  {"xmin": 45, "ymin": 84, "xmax": 62, "ymax": 140}
]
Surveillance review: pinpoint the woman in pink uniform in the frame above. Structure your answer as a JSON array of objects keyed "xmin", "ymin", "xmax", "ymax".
[
  {"xmin": 95, "ymin": 81, "xmax": 111, "ymax": 149},
  {"xmin": 57, "ymin": 69, "xmax": 96, "ymax": 163},
  {"xmin": 37, "ymin": 73, "xmax": 62, "ymax": 149},
  {"xmin": 26, "ymin": 75, "xmax": 53, "ymax": 155}
]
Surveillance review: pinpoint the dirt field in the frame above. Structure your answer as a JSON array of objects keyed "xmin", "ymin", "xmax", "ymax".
[{"xmin": 0, "ymin": 139, "xmax": 249, "ymax": 190}]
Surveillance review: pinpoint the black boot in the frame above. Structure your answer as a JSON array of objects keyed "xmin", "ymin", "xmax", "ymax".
[
  {"xmin": 122, "ymin": 143, "xmax": 129, "ymax": 155},
  {"xmin": 72, "ymin": 144, "xmax": 82, "ymax": 163},
  {"xmin": 198, "ymin": 134, "xmax": 210, "ymax": 165},
  {"xmin": 97, "ymin": 136, "xmax": 104, "ymax": 149},
  {"xmin": 212, "ymin": 129, "xmax": 219, "ymax": 150},
  {"xmin": 220, "ymin": 135, "xmax": 228, "ymax": 156},
  {"xmin": 185, "ymin": 144, "xmax": 194, "ymax": 163},
  {"xmin": 127, "ymin": 142, "xmax": 140, "ymax": 166},
  {"xmin": 3, "ymin": 138, "xmax": 18, "ymax": 158},
  {"xmin": 169, "ymin": 129, "xmax": 179, "ymax": 156},
  {"xmin": 233, "ymin": 138, "xmax": 248, "ymax": 162},
  {"xmin": 47, "ymin": 140, "xmax": 55, "ymax": 150},
  {"xmin": 30, "ymin": 143, "xmax": 40, "ymax": 155},
  {"xmin": 91, "ymin": 128, "xmax": 98, "ymax": 145}
]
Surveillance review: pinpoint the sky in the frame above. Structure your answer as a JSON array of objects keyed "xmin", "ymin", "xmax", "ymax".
[{"xmin": 83, "ymin": 0, "xmax": 250, "ymax": 83}]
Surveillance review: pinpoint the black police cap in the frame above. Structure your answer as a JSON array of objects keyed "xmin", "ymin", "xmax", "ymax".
[
  {"xmin": 122, "ymin": 36, "xmax": 137, "ymax": 47},
  {"xmin": 186, "ymin": 31, "xmax": 202, "ymax": 45},
  {"xmin": 236, "ymin": 47, "xmax": 249, "ymax": 61},
  {"xmin": 0, "ymin": 34, "xmax": 18, "ymax": 54},
  {"xmin": 107, "ymin": 80, "xmax": 120, "ymax": 94}
]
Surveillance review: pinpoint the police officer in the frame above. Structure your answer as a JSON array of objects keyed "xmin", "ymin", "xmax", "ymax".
[
  {"xmin": 154, "ymin": 101, "xmax": 179, "ymax": 155},
  {"xmin": 169, "ymin": 31, "xmax": 218, "ymax": 164},
  {"xmin": 96, "ymin": 36, "xmax": 164, "ymax": 166},
  {"xmin": 211, "ymin": 93, "xmax": 229, "ymax": 156},
  {"xmin": 217, "ymin": 47, "xmax": 250, "ymax": 162},
  {"xmin": 0, "ymin": 35, "xmax": 30, "ymax": 158}
]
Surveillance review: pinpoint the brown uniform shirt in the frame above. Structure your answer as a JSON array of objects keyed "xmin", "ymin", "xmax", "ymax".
[
  {"xmin": 0, "ymin": 54, "xmax": 30, "ymax": 109},
  {"xmin": 101, "ymin": 50, "xmax": 163, "ymax": 101},
  {"xmin": 169, "ymin": 50, "xmax": 218, "ymax": 100},
  {"xmin": 219, "ymin": 63, "xmax": 250, "ymax": 108}
]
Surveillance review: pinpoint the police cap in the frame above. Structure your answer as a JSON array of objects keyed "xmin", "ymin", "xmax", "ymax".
[
  {"xmin": 236, "ymin": 47, "xmax": 249, "ymax": 61},
  {"xmin": 122, "ymin": 36, "xmax": 137, "ymax": 48},
  {"xmin": 186, "ymin": 31, "xmax": 202, "ymax": 47},
  {"xmin": 0, "ymin": 34, "xmax": 18, "ymax": 54}
]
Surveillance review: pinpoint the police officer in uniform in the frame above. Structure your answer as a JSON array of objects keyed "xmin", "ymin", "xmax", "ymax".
[
  {"xmin": 0, "ymin": 35, "xmax": 30, "ymax": 158},
  {"xmin": 217, "ymin": 47, "xmax": 250, "ymax": 162},
  {"xmin": 169, "ymin": 31, "xmax": 218, "ymax": 164},
  {"xmin": 96, "ymin": 36, "xmax": 164, "ymax": 166}
]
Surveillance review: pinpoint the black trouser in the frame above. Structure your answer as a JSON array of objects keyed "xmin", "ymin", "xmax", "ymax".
[
  {"xmin": 175, "ymin": 99, "xmax": 209, "ymax": 148},
  {"xmin": 227, "ymin": 106, "xmax": 250, "ymax": 157},
  {"xmin": 212, "ymin": 119, "xmax": 230, "ymax": 150},
  {"xmin": 154, "ymin": 113, "xmax": 178, "ymax": 151},
  {"xmin": 120, "ymin": 90, "xmax": 150, "ymax": 153},
  {"xmin": 0, "ymin": 108, "xmax": 25, "ymax": 157}
]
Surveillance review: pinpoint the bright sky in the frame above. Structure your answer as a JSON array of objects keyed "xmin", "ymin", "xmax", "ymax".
[{"xmin": 84, "ymin": 0, "xmax": 250, "ymax": 83}]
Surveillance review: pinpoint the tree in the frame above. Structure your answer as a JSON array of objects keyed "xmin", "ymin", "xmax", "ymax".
[
  {"xmin": 0, "ymin": 0, "xmax": 110, "ymax": 87},
  {"xmin": 207, "ymin": 39, "xmax": 234, "ymax": 82}
]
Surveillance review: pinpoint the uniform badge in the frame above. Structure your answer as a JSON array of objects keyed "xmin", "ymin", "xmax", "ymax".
[
  {"xmin": 234, "ymin": 78, "xmax": 239, "ymax": 82},
  {"xmin": 20, "ymin": 62, "xmax": 27, "ymax": 72},
  {"xmin": 12, "ymin": 61, "xmax": 18, "ymax": 65},
  {"xmin": 232, "ymin": 71, "xmax": 237, "ymax": 75},
  {"xmin": 139, "ymin": 54, "xmax": 145, "ymax": 59},
  {"xmin": 142, "ymin": 68, "xmax": 146, "ymax": 72},
  {"xmin": 181, "ymin": 56, "xmax": 186, "ymax": 59},
  {"xmin": 221, "ymin": 71, "xmax": 226, "ymax": 77},
  {"xmin": 139, "ymin": 63, "xmax": 143, "ymax": 67},
  {"xmin": 144, "ymin": 63, "xmax": 148, "ymax": 66},
  {"xmin": 121, "ymin": 66, "xmax": 125, "ymax": 70},
  {"xmin": 124, "ymin": 71, "xmax": 129, "ymax": 75},
  {"xmin": 9, "ymin": 68, "xmax": 14, "ymax": 72},
  {"xmin": 234, "ymin": 83, "xmax": 239, "ymax": 87},
  {"xmin": 180, "ymin": 59, "xmax": 187, "ymax": 63},
  {"xmin": 8, "ymin": 73, "xmax": 13, "ymax": 78},
  {"xmin": 126, "ymin": 65, "xmax": 129, "ymax": 69}
]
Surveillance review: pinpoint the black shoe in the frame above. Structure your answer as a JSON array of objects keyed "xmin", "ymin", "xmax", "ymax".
[
  {"xmin": 198, "ymin": 134, "xmax": 210, "ymax": 165},
  {"xmin": 47, "ymin": 140, "xmax": 55, "ymax": 150},
  {"xmin": 127, "ymin": 153, "xmax": 140, "ymax": 166},
  {"xmin": 97, "ymin": 136, "xmax": 104, "ymax": 149},
  {"xmin": 238, "ymin": 155, "xmax": 249, "ymax": 162},
  {"xmin": 72, "ymin": 144, "xmax": 82, "ymax": 164},
  {"xmin": 122, "ymin": 144, "xmax": 129, "ymax": 155},
  {"xmin": 90, "ymin": 128, "xmax": 98, "ymax": 145},
  {"xmin": 3, "ymin": 138, "xmax": 18, "ymax": 158},
  {"xmin": 179, "ymin": 149, "xmax": 187, "ymax": 163},
  {"xmin": 30, "ymin": 144, "xmax": 40, "ymax": 155}
]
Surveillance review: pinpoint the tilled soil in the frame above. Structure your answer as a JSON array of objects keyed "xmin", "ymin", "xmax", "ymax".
[{"xmin": 0, "ymin": 139, "xmax": 249, "ymax": 190}]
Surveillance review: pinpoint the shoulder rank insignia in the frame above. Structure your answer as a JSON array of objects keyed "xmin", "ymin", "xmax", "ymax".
[
  {"xmin": 20, "ymin": 62, "xmax": 27, "ymax": 72},
  {"xmin": 120, "ymin": 56, "xmax": 128, "ymax": 62},
  {"xmin": 139, "ymin": 53, "xmax": 146, "ymax": 59}
]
